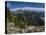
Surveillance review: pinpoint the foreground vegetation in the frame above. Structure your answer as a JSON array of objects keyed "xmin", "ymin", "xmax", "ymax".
[{"xmin": 6, "ymin": 8, "xmax": 45, "ymax": 33}]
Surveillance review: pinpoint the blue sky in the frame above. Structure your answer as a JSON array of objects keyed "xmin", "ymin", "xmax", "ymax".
[{"xmin": 6, "ymin": 1, "xmax": 45, "ymax": 11}]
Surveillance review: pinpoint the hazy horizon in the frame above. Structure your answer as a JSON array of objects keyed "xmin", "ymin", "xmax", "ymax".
[{"xmin": 6, "ymin": 1, "xmax": 44, "ymax": 12}]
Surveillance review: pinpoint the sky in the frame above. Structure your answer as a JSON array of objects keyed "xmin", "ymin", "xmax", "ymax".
[{"xmin": 6, "ymin": 1, "xmax": 45, "ymax": 11}]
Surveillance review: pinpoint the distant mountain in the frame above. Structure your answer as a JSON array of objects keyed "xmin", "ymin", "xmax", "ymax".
[
  {"xmin": 10, "ymin": 9, "xmax": 44, "ymax": 18},
  {"xmin": 10, "ymin": 7, "xmax": 44, "ymax": 12}
]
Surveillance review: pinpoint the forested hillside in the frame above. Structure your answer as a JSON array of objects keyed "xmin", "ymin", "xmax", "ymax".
[{"xmin": 6, "ymin": 8, "xmax": 45, "ymax": 33}]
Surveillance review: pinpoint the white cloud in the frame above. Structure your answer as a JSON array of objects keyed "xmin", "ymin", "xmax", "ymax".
[
  {"xmin": 10, "ymin": 8, "xmax": 21, "ymax": 11},
  {"xmin": 10, "ymin": 7, "xmax": 44, "ymax": 12},
  {"xmin": 7, "ymin": 2, "xmax": 11, "ymax": 8}
]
